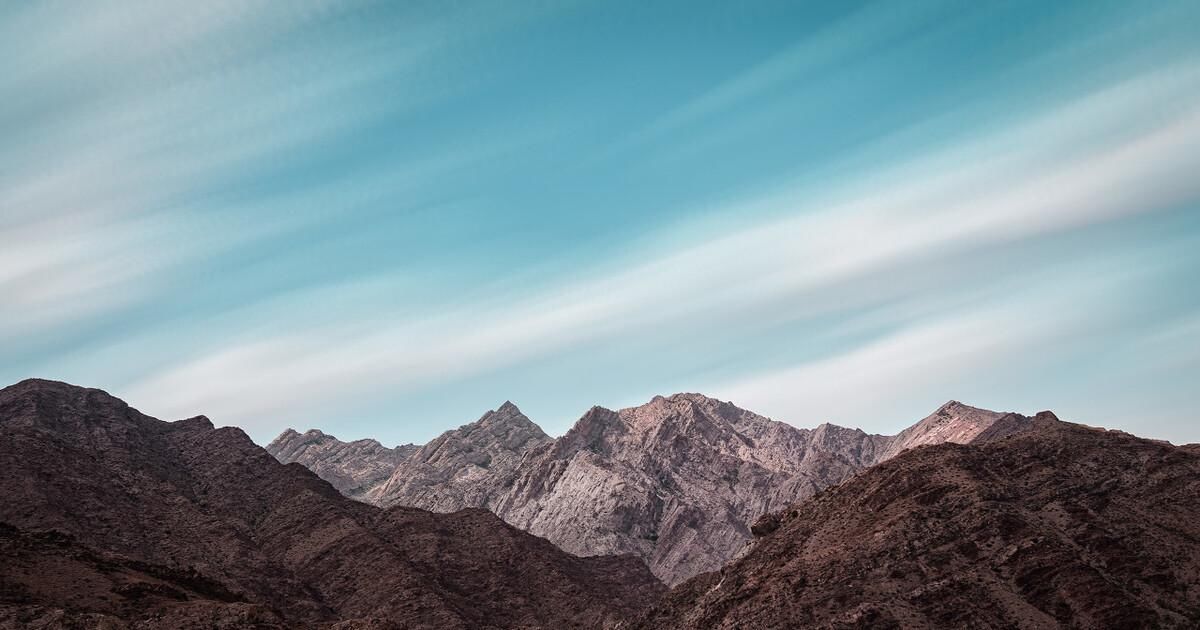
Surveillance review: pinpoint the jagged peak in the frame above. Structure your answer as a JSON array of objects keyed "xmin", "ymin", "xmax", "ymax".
[
  {"xmin": 1033, "ymin": 410, "xmax": 1060, "ymax": 422},
  {"xmin": 271, "ymin": 427, "xmax": 335, "ymax": 443},
  {"xmin": 559, "ymin": 405, "xmax": 620, "ymax": 439},
  {"xmin": 622, "ymin": 392, "xmax": 730, "ymax": 419},
  {"xmin": 935, "ymin": 400, "xmax": 973, "ymax": 414},
  {"xmin": 476, "ymin": 400, "xmax": 540, "ymax": 429},
  {"xmin": 658, "ymin": 392, "xmax": 728, "ymax": 406},
  {"xmin": 553, "ymin": 405, "xmax": 621, "ymax": 457},
  {"xmin": 422, "ymin": 402, "xmax": 549, "ymax": 452},
  {"xmin": 811, "ymin": 421, "xmax": 867, "ymax": 437},
  {"xmin": 271, "ymin": 428, "xmax": 302, "ymax": 442},
  {"xmin": 925, "ymin": 400, "xmax": 1006, "ymax": 423},
  {"xmin": 618, "ymin": 392, "xmax": 757, "ymax": 435}
]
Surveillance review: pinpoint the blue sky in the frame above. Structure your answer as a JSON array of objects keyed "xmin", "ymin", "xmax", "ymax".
[{"xmin": 3, "ymin": 0, "xmax": 1199, "ymax": 446}]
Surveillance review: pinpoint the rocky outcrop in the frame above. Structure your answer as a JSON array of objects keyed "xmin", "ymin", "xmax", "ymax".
[
  {"xmin": 372, "ymin": 401, "xmax": 552, "ymax": 511},
  {"xmin": 0, "ymin": 379, "xmax": 664, "ymax": 628},
  {"xmin": 266, "ymin": 428, "xmax": 417, "ymax": 501},
  {"xmin": 636, "ymin": 413, "xmax": 1200, "ymax": 629}
]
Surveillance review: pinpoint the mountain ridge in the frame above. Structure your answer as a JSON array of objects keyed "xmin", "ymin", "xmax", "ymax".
[
  {"xmin": 0, "ymin": 378, "xmax": 664, "ymax": 628},
  {"xmin": 271, "ymin": 391, "xmax": 1034, "ymax": 584},
  {"xmin": 635, "ymin": 411, "xmax": 1200, "ymax": 628}
]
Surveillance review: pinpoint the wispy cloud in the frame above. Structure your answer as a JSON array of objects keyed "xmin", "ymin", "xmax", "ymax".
[
  {"xmin": 616, "ymin": 0, "xmax": 949, "ymax": 149},
  {"xmin": 5, "ymin": 2, "xmax": 1199, "ymax": 445},
  {"xmin": 0, "ymin": 1, "xmax": 552, "ymax": 348},
  {"xmin": 119, "ymin": 66, "xmax": 1200, "ymax": 434}
]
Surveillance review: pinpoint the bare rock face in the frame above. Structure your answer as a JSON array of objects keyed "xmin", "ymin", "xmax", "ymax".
[
  {"xmin": 496, "ymin": 395, "xmax": 1032, "ymax": 585},
  {"xmin": 0, "ymin": 379, "xmax": 664, "ymax": 628},
  {"xmin": 372, "ymin": 401, "xmax": 552, "ymax": 511},
  {"xmin": 491, "ymin": 394, "xmax": 896, "ymax": 585},
  {"xmin": 874, "ymin": 400, "xmax": 1017, "ymax": 461},
  {"xmin": 636, "ymin": 414, "xmax": 1200, "ymax": 629},
  {"xmin": 281, "ymin": 394, "xmax": 1033, "ymax": 586},
  {"xmin": 266, "ymin": 428, "xmax": 417, "ymax": 501}
]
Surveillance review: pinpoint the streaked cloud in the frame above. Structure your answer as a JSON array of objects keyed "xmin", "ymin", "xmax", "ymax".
[
  {"xmin": 3, "ymin": 1, "xmax": 1199, "ymax": 445},
  {"xmin": 121, "ymin": 67, "xmax": 1200, "ymax": 439}
]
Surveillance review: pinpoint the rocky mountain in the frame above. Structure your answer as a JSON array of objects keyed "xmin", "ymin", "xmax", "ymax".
[
  {"xmin": 874, "ymin": 399, "xmax": 1011, "ymax": 461},
  {"xmin": 490, "ymin": 396, "xmax": 1033, "ymax": 585},
  {"xmin": 372, "ymin": 401, "xmax": 552, "ymax": 511},
  {"xmin": 488, "ymin": 395, "xmax": 890, "ymax": 586},
  {"xmin": 277, "ymin": 393, "xmax": 1032, "ymax": 585},
  {"xmin": 0, "ymin": 379, "xmax": 664, "ymax": 628},
  {"xmin": 266, "ymin": 428, "xmax": 417, "ymax": 501},
  {"xmin": 636, "ymin": 413, "xmax": 1200, "ymax": 629}
]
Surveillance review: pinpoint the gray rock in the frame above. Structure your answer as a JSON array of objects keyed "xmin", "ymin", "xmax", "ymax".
[
  {"xmin": 266, "ymin": 428, "xmax": 417, "ymax": 501},
  {"xmin": 372, "ymin": 401, "xmax": 552, "ymax": 511}
]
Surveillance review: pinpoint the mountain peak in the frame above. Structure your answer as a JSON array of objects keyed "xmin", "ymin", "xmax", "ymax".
[
  {"xmin": 659, "ymin": 392, "xmax": 727, "ymax": 407},
  {"xmin": 173, "ymin": 415, "xmax": 215, "ymax": 431},
  {"xmin": 618, "ymin": 392, "xmax": 740, "ymax": 433},
  {"xmin": 267, "ymin": 424, "xmax": 419, "ymax": 501},
  {"xmin": 1, "ymin": 377, "xmax": 120, "ymax": 404},
  {"xmin": 873, "ymin": 401, "xmax": 1030, "ymax": 463},
  {"xmin": 475, "ymin": 401, "xmax": 545, "ymax": 437},
  {"xmin": 273, "ymin": 427, "xmax": 301, "ymax": 442},
  {"xmin": 372, "ymin": 403, "xmax": 552, "ymax": 511},
  {"xmin": 934, "ymin": 399, "xmax": 983, "ymax": 415}
]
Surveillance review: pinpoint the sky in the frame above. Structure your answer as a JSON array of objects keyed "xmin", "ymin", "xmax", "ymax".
[{"xmin": 2, "ymin": 0, "xmax": 1199, "ymax": 447}]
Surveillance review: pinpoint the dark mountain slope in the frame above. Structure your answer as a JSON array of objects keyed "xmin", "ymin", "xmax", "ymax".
[
  {"xmin": 0, "ymin": 379, "xmax": 663, "ymax": 629},
  {"xmin": 637, "ymin": 413, "xmax": 1200, "ymax": 629}
]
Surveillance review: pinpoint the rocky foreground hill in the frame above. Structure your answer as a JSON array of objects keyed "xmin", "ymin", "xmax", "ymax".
[
  {"xmin": 635, "ymin": 413, "xmax": 1200, "ymax": 629},
  {"xmin": 271, "ymin": 394, "xmax": 1033, "ymax": 584},
  {"xmin": 0, "ymin": 379, "xmax": 663, "ymax": 629}
]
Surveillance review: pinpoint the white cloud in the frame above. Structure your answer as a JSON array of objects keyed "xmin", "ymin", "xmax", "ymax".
[
  {"xmin": 118, "ymin": 67, "xmax": 1200, "ymax": 429},
  {"xmin": 707, "ymin": 296, "xmax": 1068, "ymax": 432},
  {"xmin": 0, "ymin": 0, "xmax": 546, "ymax": 346}
]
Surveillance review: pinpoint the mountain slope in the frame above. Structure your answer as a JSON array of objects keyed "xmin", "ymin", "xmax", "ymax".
[
  {"xmin": 372, "ymin": 401, "xmax": 552, "ymax": 511},
  {"xmin": 266, "ymin": 428, "xmax": 417, "ymax": 500},
  {"xmin": 490, "ymin": 394, "xmax": 896, "ymax": 585},
  {"xmin": 637, "ymin": 413, "xmax": 1200, "ymax": 629},
  {"xmin": 874, "ymin": 399, "xmax": 1014, "ymax": 462},
  {"xmin": 0, "ymin": 379, "xmax": 663, "ymax": 629}
]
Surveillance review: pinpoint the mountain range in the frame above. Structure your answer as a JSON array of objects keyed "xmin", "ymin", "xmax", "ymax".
[
  {"xmin": 0, "ymin": 379, "xmax": 662, "ymax": 628},
  {"xmin": 270, "ymin": 393, "xmax": 1034, "ymax": 585},
  {"xmin": 637, "ymin": 413, "xmax": 1200, "ymax": 628},
  {"xmin": 4, "ymin": 378, "xmax": 1197, "ymax": 628}
]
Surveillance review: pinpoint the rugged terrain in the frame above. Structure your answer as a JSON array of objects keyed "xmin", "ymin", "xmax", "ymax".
[
  {"xmin": 274, "ymin": 394, "xmax": 1032, "ymax": 585},
  {"xmin": 267, "ymin": 428, "xmax": 417, "ymax": 501},
  {"xmin": 0, "ymin": 379, "xmax": 664, "ymax": 629},
  {"xmin": 637, "ymin": 413, "xmax": 1200, "ymax": 629},
  {"xmin": 372, "ymin": 401, "xmax": 552, "ymax": 511}
]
